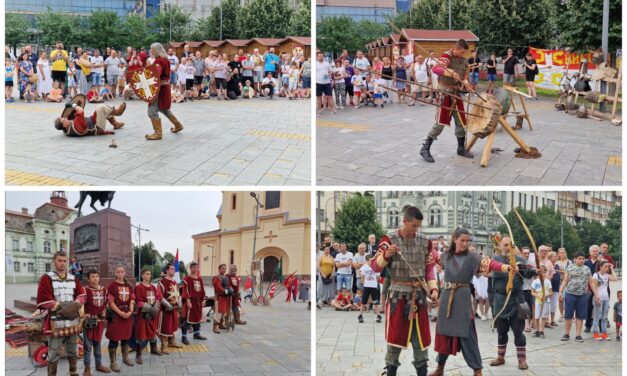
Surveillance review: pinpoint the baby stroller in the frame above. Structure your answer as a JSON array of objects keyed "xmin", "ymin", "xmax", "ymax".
[{"xmin": 204, "ymin": 296, "xmax": 216, "ymax": 322}]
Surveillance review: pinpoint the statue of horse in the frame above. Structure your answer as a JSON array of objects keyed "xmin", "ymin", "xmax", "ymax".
[{"xmin": 74, "ymin": 191, "xmax": 115, "ymax": 217}]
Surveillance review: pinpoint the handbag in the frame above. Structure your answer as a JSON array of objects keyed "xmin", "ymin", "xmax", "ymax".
[{"xmin": 321, "ymin": 275, "xmax": 333, "ymax": 285}]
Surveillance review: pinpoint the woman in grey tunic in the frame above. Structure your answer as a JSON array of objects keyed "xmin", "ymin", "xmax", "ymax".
[{"xmin": 430, "ymin": 228, "xmax": 513, "ymax": 376}]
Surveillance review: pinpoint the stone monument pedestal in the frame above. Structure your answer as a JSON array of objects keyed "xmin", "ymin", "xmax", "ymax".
[{"xmin": 70, "ymin": 208, "xmax": 136, "ymax": 287}]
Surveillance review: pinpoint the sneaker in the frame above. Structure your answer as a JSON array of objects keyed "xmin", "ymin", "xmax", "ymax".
[
  {"xmin": 616, "ymin": 336, "xmax": 621, "ymax": 341},
  {"xmin": 358, "ymin": 314, "xmax": 364, "ymax": 323},
  {"xmin": 561, "ymin": 334, "xmax": 570, "ymax": 341},
  {"xmin": 376, "ymin": 314, "xmax": 382, "ymax": 323},
  {"xmin": 584, "ymin": 327, "xmax": 591, "ymax": 333},
  {"xmin": 533, "ymin": 331, "xmax": 540, "ymax": 338},
  {"xmin": 594, "ymin": 333, "xmax": 601, "ymax": 340},
  {"xmin": 475, "ymin": 313, "xmax": 481, "ymax": 319},
  {"xmin": 602, "ymin": 333, "xmax": 609, "ymax": 341},
  {"xmin": 575, "ymin": 336, "xmax": 584, "ymax": 342}
]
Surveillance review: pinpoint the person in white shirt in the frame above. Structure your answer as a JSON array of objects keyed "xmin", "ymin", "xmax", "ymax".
[
  {"xmin": 402, "ymin": 48, "xmax": 414, "ymax": 67},
  {"xmin": 353, "ymin": 50, "xmax": 371, "ymax": 79},
  {"xmin": 334, "ymin": 243, "xmax": 353, "ymax": 292},
  {"xmin": 357, "ymin": 254, "xmax": 382, "ymax": 323},
  {"xmin": 411, "ymin": 55, "xmax": 430, "ymax": 105},
  {"xmin": 261, "ymin": 72, "xmax": 276, "ymax": 99},
  {"xmin": 425, "ymin": 50, "xmax": 439, "ymax": 99},
  {"xmin": 352, "ymin": 244, "xmax": 367, "ymax": 291},
  {"xmin": 316, "ymin": 52, "xmax": 335, "ymax": 114},
  {"xmin": 176, "ymin": 57, "xmax": 188, "ymax": 97},
  {"xmin": 90, "ymin": 49, "xmax": 104, "ymax": 94}
]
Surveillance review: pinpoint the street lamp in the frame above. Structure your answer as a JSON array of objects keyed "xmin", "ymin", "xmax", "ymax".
[
  {"xmin": 131, "ymin": 224, "xmax": 150, "ymax": 279},
  {"xmin": 250, "ymin": 192, "xmax": 264, "ymax": 302}
]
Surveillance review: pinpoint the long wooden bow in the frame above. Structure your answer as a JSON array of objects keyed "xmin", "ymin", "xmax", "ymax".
[
  {"xmin": 491, "ymin": 201, "xmax": 517, "ymax": 329},
  {"xmin": 513, "ymin": 208, "xmax": 544, "ymax": 321}
]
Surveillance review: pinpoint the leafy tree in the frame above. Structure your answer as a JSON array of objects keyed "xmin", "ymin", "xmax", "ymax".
[
  {"xmin": 163, "ymin": 251, "xmax": 175, "ymax": 264},
  {"xmin": 576, "ymin": 220, "xmax": 607, "ymax": 252},
  {"xmin": 121, "ymin": 14, "xmax": 154, "ymax": 50},
  {"xmin": 289, "ymin": 0, "xmax": 310, "ymax": 36},
  {"xmin": 332, "ymin": 193, "xmax": 385, "ymax": 253},
  {"xmin": 5, "ymin": 13, "xmax": 32, "ymax": 50},
  {"xmin": 317, "ymin": 16, "xmax": 360, "ymax": 56},
  {"xmin": 151, "ymin": 5, "xmax": 193, "ymax": 43},
  {"xmin": 207, "ymin": 0, "xmax": 240, "ymax": 40},
  {"xmin": 604, "ymin": 206, "xmax": 621, "ymax": 259},
  {"xmin": 555, "ymin": 0, "xmax": 622, "ymax": 52},
  {"xmin": 132, "ymin": 241, "xmax": 159, "ymax": 278},
  {"xmin": 498, "ymin": 207, "xmax": 582, "ymax": 257},
  {"xmin": 86, "ymin": 10, "xmax": 120, "ymax": 51},
  {"xmin": 36, "ymin": 9, "xmax": 82, "ymax": 47},
  {"xmin": 238, "ymin": 0, "xmax": 293, "ymax": 39}
]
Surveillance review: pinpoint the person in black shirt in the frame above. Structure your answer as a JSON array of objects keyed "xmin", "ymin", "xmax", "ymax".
[
  {"xmin": 523, "ymin": 52, "xmax": 538, "ymax": 100},
  {"xmin": 228, "ymin": 55, "xmax": 242, "ymax": 72},
  {"xmin": 467, "ymin": 50, "xmax": 480, "ymax": 91},
  {"xmin": 226, "ymin": 67, "xmax": 242, "ymax": 99},
  {"xmin": 502, "ymin": 48, "xmax": 518, "ymax": 85},
  {"xmin": 486, "ymin": 52, "xmax": 497, "ymax": 94}
]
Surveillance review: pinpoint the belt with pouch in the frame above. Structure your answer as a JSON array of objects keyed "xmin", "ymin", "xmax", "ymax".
[
  {"xmin": 443, "ymin": 282, "xmax": 469, "ymax": 319},
  {"xmin": 390, "ymin": 280, "xmax": 425, "ymax": 320}
]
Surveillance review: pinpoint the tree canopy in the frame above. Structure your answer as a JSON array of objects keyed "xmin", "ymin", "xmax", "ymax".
[{"xmin": 331, "ymin": 193, "xmax": 385, "ymax": 253}]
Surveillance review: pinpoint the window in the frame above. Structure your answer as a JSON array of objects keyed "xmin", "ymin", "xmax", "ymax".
[
  {"xmin": 44, "ymin": 241, "xmax": 51, "ymax": 254},
  {"xmin": 429, "ymin": 207, "xmax": 442, "ymax": 227},
  {"xmin": 478, "ymin": 210, "xmax": 486, "ymax": 228},
  {"xmin": 230, "ymin": 250, "xmax": 235, "ymax": 265},
  {"xmin": 231, "ymin": 194, "xmax": 237, "ymax": 210},
  {"xmin": 45, "ymin": 263, "xmax": 51, "ymax": 273},
  {"xmin": 388, "ymin": 209, "xmax": 398, "ymax": 228},
  {"xmin": 27, "ymin": 263, "xmax": 34, "ymax": 272},
  {"xmin": 26, "ymin": 241, "xmax": 33, "ymax": 252},
  {"xmin": 12, "ymin": 239, "xmax": 19, "ymax": 251},
  {"xmin": 14, "ymin": 262, "xmax": 20, "ymax": 272},
  {"xmin": 265, "ymin": 192, "xmax": 280, "ymax": 209}
]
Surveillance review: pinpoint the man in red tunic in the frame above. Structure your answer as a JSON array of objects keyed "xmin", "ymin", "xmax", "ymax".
[
  {"xmin": 135, "ymin": 268, "xmax": 164, "ymax": 364},
  {"xmin": 145, "ymin": 42, "xmax": 183, "ymax": 140},
  {"xmin": 106, "ymin": 265, "xmax": 136, "ymax": 371},
  {"xmin": 36, "ymin": 251, "xmax": 85, "ymax": 376},
  {"xmin": 228, "ymin": 264, "xmax": 247, "ymax": 325},
  {"xmin": 54, "ymin": 102, "xmax": 126, "ymax": 136},
  {"xmin": 158, "ymin": 263, "xmax": 184, "ymax": 353},
  {"xmin": 212, "ymin": 264, "xmax": 233, "ymax": 333},
  {"xmin": 83, "ymin": 270, "xmax": 111, "ymax": 375},
  {"xmin": 181, "ymin": 261, "xmax": 207, "ymax": 344}
]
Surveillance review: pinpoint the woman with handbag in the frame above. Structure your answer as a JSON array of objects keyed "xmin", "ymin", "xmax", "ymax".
[
  {"xmin": 106, "ymin": 265, "xmax": 136, "ymax": 372},
  {"xmin": 78, "ymin": 51, "xmax": 92, "ymax": 95},
  {"xmin": 317, "ymin": 246, "xmax": 336, "ymax": 306}
]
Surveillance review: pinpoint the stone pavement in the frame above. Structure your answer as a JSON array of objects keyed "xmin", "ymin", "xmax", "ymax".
[
  {"xmin": 316, "ymin": 279, "xmax": 622, "ymax": 376},
  {"xmin": 317, "ymin": 97, "xmax": 621, "ymax": 186},
  {"xmin": 6, "ymin": 283, "xmax": 310, "ymax": 375},
  {"xmin": 6, "ymin": 97, "xmax": 310, "ymax": 186}
]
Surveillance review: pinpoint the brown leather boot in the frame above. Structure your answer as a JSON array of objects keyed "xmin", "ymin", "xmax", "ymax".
[
  {"xmin": 213, "ymin": 321, "xmax": 221, "ymax": 333},
  {"xmin": 108, "ymin": 347, "xmax": 120, "ymax": 372},
  {"xmin": 135, "ymin": 343, "xmax": 143, "ymax": 365},
  {"xmin": 83, "ymin": 365, "xmax": 91, "ymax": 376},
  {"xmin": 107, "ymin": 116, "xmax": 125, "ymax": 129},
  {"xmin": 219, "ymin": 318, "xmax": 227, "ymax": 330},
  {"xmin": 518, "ymin": 359, "xmax": 528, "ymax": 370},
  {"xmin": 473, "ymin": 369, "xmax": 483, "ymax": 376},
  {"xmin": 489, "ymin": 356, "xmax": 505, "ymax": 367},
  {"xmin": 234, "ymin": 312, "xmax": 247, "ymax": 325},
  {"xmin": 145, "ymin": 118, "xmax": 162, "ymax": 140},
  {"xmin": 121, "ymin": 344, "xmax": 134, "ymax": 366},
  {"xmin": 168, "ymin": 336, "xmax": 184, "ymax": 348},
  {"xmin": 110, "ymin": 102, "xmax": 126, "ymax": 116},
  {"xmin": 95, "ymin": 364, "xmax": 112, "ymax": 373},
  {"xmin": 150, "ymin": 340, "xmax": 163, "ymax": 356},
  {"xmin": 428, "ymin": 363, "xmax": 445, "ymax": 376},
  {"xmin": 159, "ymin": 335, "xmax": 170, "ymax": 354},
  {"xmin": 68, "ymin": 356, "xmax": 79, "ymax": 376},
  {"xmin": 47, "ymin": 361, "xmax": 58, "ymax": 376},
  {"xmin": 166, "ymin": 113, "xmax": 184, "ymax": 133}
]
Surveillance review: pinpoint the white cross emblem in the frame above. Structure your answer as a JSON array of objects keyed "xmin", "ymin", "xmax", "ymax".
[
  {"xmin": 93, "ymin": 291, "xmax": 104, "ymax": 307},
  {"xmin": 119, "ymin": 286, "xmax": 130, "ymax": 302},
  {"xmin": 147, "ymin": 290, "xmax": 155, "ymax": 305},
  {"xmin": 194, "ymin": 280, "xmax": 201, "ymax": 292},
  {"xmin": 134, "ymin": 70, "xmax": 157, "ymax": 99}
]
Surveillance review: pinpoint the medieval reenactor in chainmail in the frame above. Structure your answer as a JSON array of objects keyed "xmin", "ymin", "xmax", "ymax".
[
  {"xmin": 212, "ymin": 264, "xmax": 233, "ymax": 333},
  {"xmin": 429, "ymin": 228, "xmax": 515, "ymax": 376},
  {"xmin": 369, "ymin": 206, "xmax": 439, "ymax": 376},
  {"xmin": 420, "ymin": 39, "xmax": 474, "ymax": 163},
  {"xmin": 490, "ymin": 235, "xmax": 537, "ymax": 370}
]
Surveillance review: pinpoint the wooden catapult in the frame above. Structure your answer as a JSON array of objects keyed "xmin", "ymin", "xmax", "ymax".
[{"xmin": 466, "ymin": 85, "xmax": 539, "ymax": 167}]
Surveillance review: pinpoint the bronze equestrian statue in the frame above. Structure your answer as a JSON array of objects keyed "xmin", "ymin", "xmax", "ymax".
[{"xmin": 75, "ymin": 191, "xmax": 115, "ymax": 217}]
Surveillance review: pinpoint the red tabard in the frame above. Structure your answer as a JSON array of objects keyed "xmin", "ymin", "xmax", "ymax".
[
  {"xmin": 36, "ymin": 273, "xmax": 85, "ymax": 336},
  {"xmin": 84, "ymin": 285, "xmax": 107, "ymax": 342},
  {"xmin": 212, "ymin": 275, "xmax": 231, "ymax": 314},
  {"xmin": 158, "ymin": 277, "xmax": 180, "ymax": 336},
  {"xmin": 227, "ymin": 273, "xmax": 242, "ymax": 308},
  {"xmin": 384, "ymin": 299, "xmax": 432, "ymax": 350},
  {"xmin": 154, "ymin": 56, "xmax": 171, "ymax": 111},
  {"xmin": 182, "ymin": 275, "xmax": 206, "ymax": 324},
  {"xmin": 135, "ymin": 283, "xmax": 162, "ymax": 340},
  {"xmin": 66, "ymin": 111, "xmax": 97, "ymax": 137},
  {"xmin": 105, "ymin": 281, "xmax": 135, "ymax": 342}
]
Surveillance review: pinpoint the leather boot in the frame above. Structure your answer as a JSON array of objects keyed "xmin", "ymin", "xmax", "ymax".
[
  {"xmin": 181, "ymin": 335, "xmax": 190, "ymax": 345},
  {"xmin": 414, "ymin": 364, "xmax": 428, "ymax": 376},
  {"xmin": 108, "ymin": 347, "xmax": 120, "ymax": 372},
  {"xmin": 95, "ymin": 364, "xmax": 112, "ymax": 373},
  {"xmin": 110, "ymin": 102, "xmax": 126, "ymax": 116},
  {"xmin": 135, "ymin": 343, "xmax": 143, "ymax": 365},
  {"xmin": 420, "ymin": 137, "xmax": 435, "ymax": 163},
  {"xmin": 517, "ymin": 346, "xmax": 528, "ymax": 369},
  {"xmin": 168, "ymin": 336, "xmax": 184, "ymax": 348},
  {"xmin": 145, "ymin": 118, "xmax": 162, "ymax": 140},
  {"xmin": 234, "ymin": 312, "xmax": 247, "ymax": 325},
  {"xmin": 83, "ymin": 365, "xmax": 91, "ymax": 376},
  {"xmin": 47, "ymin": 361, "xmax": 58, "ymax": 376},
  {"xmin": 213, "ymin": 321, "xmax": 221, "ymax": 334},
  {"xmin": 473, "ymin": 369, "xmax": 483, "ymax": 376},
  {"xmin": 457, "ymin": 137, "xmax": 474, "ymax": 158},
  {"xmin": 159, "ymin": 336, "xmax": 170, "ymax": 354},
  {"xmin": 382, "ymin": 365, "xmax": 397, "ymax": 376},
  {"xmin": 489, "ymin": 356, "xmax": 505, "ymax": 366},
  {"xmin": 107, "ymin": 116, "xmax": 125, "ymax": 129},
  {"xmin": 166, "ymin": 113, "xmax": 184, "ymax": 133},
  {"xmin": 193, "ymin": 332, "xmax": 207, "ymax": 340},
  {"xmin": 518, "ymin": 359, "xmax": 529, "ymax": 370},
  {"xmin": 428, "ymin": 363, "xmax": 445, "ymax": 376},
  {"xmin": 68, "ymin": 356, "xmax": 79, "ymax": 376},
  {"xmin": 121, "ymin": 344, "xmax": 134, "ymax": 366},
  {"xmin": 150, "ymin": 340, "xmax": 163, "ymax": 356},
  {"xmin": 219, "ymin": 318, "xmax": 227, "ymax": 330}
]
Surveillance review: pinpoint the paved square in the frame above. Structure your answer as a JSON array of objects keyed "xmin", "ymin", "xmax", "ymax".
[
  {"xmin": 6, "ymin": 283, "xmax": 310, "ymax": 375},
  {"xmin": 6, "ymin": 97, "xmax": 310, "ymax": 186},
  {"xmin": 316, "ymin": 279, "xmax": 621, "ymax": 376},
  {"xmin": 316, "ymin": 98, "xmax": 621, "ymax": 186}
]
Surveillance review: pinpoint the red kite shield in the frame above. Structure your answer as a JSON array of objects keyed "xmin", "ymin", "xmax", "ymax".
[{"xmin": 126, "ymin": 64, "xmax": 161, "ymax": 103}]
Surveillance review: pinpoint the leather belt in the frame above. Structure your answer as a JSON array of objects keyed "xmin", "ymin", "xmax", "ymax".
[
  {"xmin": 444, "ymin": 283, "xmax": 469, "ymax": 319},
  {"xmin": 390, "ymin": 280, "xmax": 417, "ymax": 286}
]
